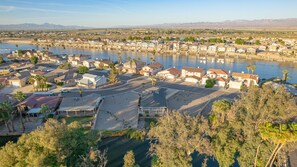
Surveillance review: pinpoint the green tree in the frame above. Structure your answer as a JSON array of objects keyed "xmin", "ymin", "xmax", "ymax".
[
  {"xmin": 0, "ymin": 57, "xmax": 5, "ymax": 64},
  {"xmin": 0, "ymin": 101, "xmax": 15, "ymax": 132},
  {"xmin": 58, "ymin": 62, "xmax": 71, "ymax": 69},
  {"xmin": 40, "ymin": 104, "xmax": 50, "ymax": 119},
  {"xmin": 235, "ymin": 38, "xmax": 245, "ymax": 45},
  {"xmin": 0, "ymin": 119, "xmax": 101, "ymax": 167},
  {"xmin": 251, "ymin": 65, "xmax": 256, "ymax": 74},
  {"xmin": 79, "ymin": 147, "xmax": 108, "ymax": 167},
  {"xmin": 282, "ymin": 70, "xmax": 289, "ymax": 83},
  {"xmin": 123, "ymin": 150, "xmax": 137, "ymax": 167},
  {"xmin": 205, "ymin": 79, "xmax": 216, "ymax": 88},
  {"xmin": 77, "ymin": 66, "xmax": 89, "ymax": 74},
  {"xmin": 148, "ymin": 112, "xmax": 212, "ymax": 167},
  {"xmin": 14, "ymin": 91, "xmax": 26, "ymax": 132},
  {"xmin": 30, "ymin": 56, "xmax": 38, "ymax": 64},
  {"xmin": 255, "ymin": 40, "xmax": 261, "ymax": 45},
  {"xmin": 118, "ymin": 53, "xmax": 122, "ymax": 64},
  {"xmin": 108, "ymin": 67, "xmax": 118, "ymax": 83},
  {"xmin": 246, "ymin": 64, "xmax": 251, "ymax": 74}
]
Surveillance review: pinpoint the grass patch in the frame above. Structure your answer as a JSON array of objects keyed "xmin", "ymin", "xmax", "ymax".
[
  {"xmin": 59, "ymin": 116, "xmax": 94, "ymax": 125},
  {"xmin": 100, "ymin": 129, "xmax": 146, "ymax": 140}
]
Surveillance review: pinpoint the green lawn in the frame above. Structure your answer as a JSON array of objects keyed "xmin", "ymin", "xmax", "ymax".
[{"xmin": 59, "ymin": 116, "xmax": 94, "ymax": 125}]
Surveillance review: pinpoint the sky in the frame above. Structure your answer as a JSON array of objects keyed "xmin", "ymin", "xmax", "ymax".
[{"xmin": 0, "ymin": 0, "xmax": 297, "ymax": 28}]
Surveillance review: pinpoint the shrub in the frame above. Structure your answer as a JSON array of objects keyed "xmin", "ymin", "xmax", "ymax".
[{"xmin": 205, "ymin": 79, "xmax": 216, "ymax": 88}]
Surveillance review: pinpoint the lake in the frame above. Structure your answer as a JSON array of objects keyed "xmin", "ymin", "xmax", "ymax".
[{"xmin": 1, "ymin": 43, "xmax": 297, "ymax": 83}]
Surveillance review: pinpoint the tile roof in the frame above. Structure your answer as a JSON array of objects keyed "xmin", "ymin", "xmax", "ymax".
[
  {"xmin": 232, "ymin": 72, "xmax": 259, "ymax": 80},
  {"xmin": 148, "ymin": 62, "xmax": 163, "ymax": 69},
  {"xmin": 182, "ymin": 67, "xmax": 205, "ymax": 73},
  {"xmin": 208, "ymin": 68, "xmax": 229, "ymax": 75},
  {"xmin": 167, "ymin": 68, "xmax": 181, "ymax": 76}
]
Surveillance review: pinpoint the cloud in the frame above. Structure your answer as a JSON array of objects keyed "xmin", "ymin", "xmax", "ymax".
[{"xmin": 0, "ymin": 5, "xmax": 15, "ymax": 12}]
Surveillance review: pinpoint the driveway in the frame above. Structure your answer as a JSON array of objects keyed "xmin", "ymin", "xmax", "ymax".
[{"xmin": 94, "ymin": 91, "xmax": 139, "ymax": 130}]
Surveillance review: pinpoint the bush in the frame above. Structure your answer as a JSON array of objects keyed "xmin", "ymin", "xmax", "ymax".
[
  {"xmin": 77, "ymin": 66, "xmax": 89, "ymax": 74},
  {"xmin": 56, "ymin": 82, "xmax": 64, "ymax": 86},
  {"xmin": 205, "ymin": 79, "xmax": 216, "ymax": 88}
]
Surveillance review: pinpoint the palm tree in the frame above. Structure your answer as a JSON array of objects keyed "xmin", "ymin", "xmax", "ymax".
[
  {"xmin": 251, "ymin": 65, "xmax": 256, "ymax": 74},
  {"xmin": 118, "ymin": 53, "xmax": 122, "ymax": 64},
  {"xmin": 127, "ymin": 56, "xmax": 131, "ymax": 61},
  {"xmin": 150, "ymin": 76, "xmax": 157, "ymax": 86},
  {"xmin": 282, "ymin": 70, "xmax": 289, "ymax": 83},
  {"xmin": 246, "ymin": 64, "xmax": 251, "ymax": 74},
  {"xmin": 28, "ymin": 76, "xmax": 36, "ymax": 91},
  {"xmin": 0, "ymin": 101, "xmax": 16, "ymax": 132},
  {"xmin": 150, "ymin": 57, "xmax": 156, "ymax": 63},
  {"xmin": 40, "ymin": 76, "xmax": 47, "ymax": 91},
  {"xmin": 14, "ymin": 91, "xmax": 26, "ymax": 132},
  {"xmin": 79, "ymin": 89, "xmax": 83, "ymax": 98}
]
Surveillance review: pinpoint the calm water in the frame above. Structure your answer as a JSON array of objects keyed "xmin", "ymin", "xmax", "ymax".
[{"xmin": 1, "ymin": 43, "xmax": 297, "ymax": 83}]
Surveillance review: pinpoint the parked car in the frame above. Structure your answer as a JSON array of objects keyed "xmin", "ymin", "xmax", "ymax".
[{"xmin": 61, "ymin": 89, "xmax": 70, "ymax": 93}]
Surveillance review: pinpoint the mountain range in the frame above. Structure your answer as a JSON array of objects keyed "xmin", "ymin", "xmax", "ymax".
[
  {"xmin": 134, "ymin": 18, "xmax": 297, "ymax": 29},
  {"xmin": 0, "ymin": 23, "xmax": 91, "ymax": 30},
  {"xmin": 1, "ymin": 18, "xmax": 297, "ymax": 30}
]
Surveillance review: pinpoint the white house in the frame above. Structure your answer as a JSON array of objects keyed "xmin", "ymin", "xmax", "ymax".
[
  {"xmin": 201, "ymin": 69, "xmax": 230, "ymax": 87},
  {"xmin": 156, "ymin": 68, "xmax": 181, "ymax": 80},
  {"xmin": 226, "ymin": 46, "xmax": 236, "ymax": 53},
  {"xmin": 77, "ymin": 73, "xmax": 107, "ymax": 88},
  {"xmin": 140, "ymin": 62, "xmax": 164, "ymax": 76},
  {"xmin": 181, "ymin": 67, "xmax": 205, "ymax": 78},
  {"xmin": 83, "ymin": 60, "xmax": 95, "ymax": 68},
  {"xmin": 231, "ymin": 72, "xmax": 259, "ymax": 88},
  {"xmin": 217, "ymin": 46, "xmax": 226, "ymax": 53},
  {"xmin": 207, "ymin": 45, "xmax": 217, "ymax": 53}
]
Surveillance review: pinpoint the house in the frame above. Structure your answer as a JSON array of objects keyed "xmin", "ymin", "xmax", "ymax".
[
  {"xmin": 54, "ymin": 71, "xmax": 82, "ymax": 85},
  {"xmin": 77, "ymin": 73, "xmax": 107, "ymax": 88},
  {"xmin": 156, "ymin": 68, "xmax": 181, "ymax": 80},
  {"xmin": 122, "ymin": 60, "xmax": 146, "ymax": 74},
  {"xmin": 208, "ymin": 45, "xmax": 217, "ymax": 53},
  {"xmin": 231, "ymin": 72, "xmax": 259, "ymax": 88},
  {"xmin": 247, "ymin": 48, "xmax": 257, "ymax": 54},
  {"xmin": 0, "ymin": 68, "xmax": 13, "ymax": 75},
  {"xmin": 201, "ymin": 69, "xmax": 230, "ymax": 87},
  {"xmin": 83, "ymin": 60, "xmax": 95, "ymax": 68},
  {"xmin": 236, "ymin": 48, "xmax": 247, "ymax": 54},
  {"xmin": 181, "ymin": 67, "xmax": 205, "ymax": 78},
  {"xmin": 30, "ymin": 70, "xmax": 46, "ymax": 77},
  {"xmin": 199, "ymin": 45, "xmax": 208, "ymax": 52},
  {"xmin": 226, "ymin": 46, "xmax": 236, "ymax": 53},
  {"xmin": 57, "ymin": 93, "xmax": 102, "ymax": 116},
  {"xmin": 44, "ymin": 69, "xmax": 68, "ymax": 83},
  {"xmin": 258, "ymin": 45, "xmax": 267, "ymax": 52},
  {"xmin": 94, "ymin": 59, "xmax": 113, "ymax": 69},
  {"xmin": 138, "ymin": 88, "xmax": 168, "ymax": 117},
  {"xmin": 140, "ymin": 62, "xmax": 164, "ymax": 76},
  {"xmin": 19, "ymin": 94, "xmax": 61, "ymax": 112},
  {"xmin": 217, "ymin": 46, "xmax": 226, "ymax": 53},
  {"xmin": 8, "ymin": 70, "xmax": 30, "ymax": 87},
  {"xmin": 269, "ymin": 45, "xmax": 279, "ymax": 52}
]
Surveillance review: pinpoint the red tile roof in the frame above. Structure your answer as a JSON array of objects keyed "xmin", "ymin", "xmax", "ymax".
[
  {"xmin": 167, "ymin": 68, "xmax": 181, "ymax": 76},
  {"xmin": 182, "ymin": 67, "xmax": 205, "ymax": 73},
  {"xmin": 21, "ymin": 95, "xmax": 61, "ymax": 109},
  {"xmin": 232, "ymin": 72, "xmax": 259, "ymax": 80},
  {"xmin": 208, "ymin": 68, "xmax": 229, "ymax": 75},
  {"xmin": 148, "ymin": 62, "xmax": 163, "ymax": 69}
]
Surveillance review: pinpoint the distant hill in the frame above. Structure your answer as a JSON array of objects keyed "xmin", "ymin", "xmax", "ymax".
[
  {"xmin": 0, "ymin": 23, "xmax": 91, "ymax": 30},
  {"xmin": 133, "ymin": 18, "xmax": 297, "ymax": 29}
]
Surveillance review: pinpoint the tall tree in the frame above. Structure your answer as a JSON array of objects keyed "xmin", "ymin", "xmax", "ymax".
[
  {"xmin": 30, "ymin": 56, "xmax": 38, "ymax": 64},
  {"xmin": 0, "ymin": 101, "xmax": 16, "ymax": 132},
  {"xmin": 123, "ymin": 150, "xmax": 137, "ymax": 167},
  {"xmin": 108, "ymin": 67, "xmax": 118, "ymax": 84},
  {"xmin": 246, "ymin": 64, "xmax": 251, "ymax": 74},
  {"xmin": 14, "ymin": 91, "xmax": 26, "ymax": 132},
  {"xmin": 282, "ymin": 70, "xmax": 289, "ymax": 83},
  {"xmin": 250, "ymin": 65, "xmax": 256, "ymax": 74}
]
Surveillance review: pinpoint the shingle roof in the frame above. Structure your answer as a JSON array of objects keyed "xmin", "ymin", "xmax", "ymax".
[{"xmin": 140, "ymin": 88, "xmax": 167, "ymax": 108}]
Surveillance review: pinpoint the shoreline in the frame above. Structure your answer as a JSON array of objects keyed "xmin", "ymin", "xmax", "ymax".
[{"xmin": 2, "ymin": 39, "xmax": 297, "ymax": 63}]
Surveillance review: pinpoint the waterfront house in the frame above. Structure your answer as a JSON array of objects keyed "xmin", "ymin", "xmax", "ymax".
[
  {"xmin": 231, "ymin": 72, "xmax": 259, "ymax": 88},
  {"xmin": 0, "ymin": 68, "xmax": 13, "ymax": 75},
  {"xmin": 236, "ymin": 48, "xmax": 247, "ymax": 54},
  {"xmin": 83, "ymin": 60, "xmax": 95, "ymax": 68},
  {"xmin": 199, "ymin": 45, "xmax": 208, "ymax": 52},
  {"xmin": 217, "ymin": 46, "xmax": 226, "ymax": 53},
  {"xmin": 0, "ymin": 77, "xmax": 8, "ymax": 87},
  {"xmin": 226, "ymin": 46, "xmax": 236, "ymax": 53},
  {"xmin": 247, "ymin": 48, "xmax": 257, "ymax": 54},
  {"xmin": 77, "ymin": 73, "xmax": 107, "ymax": 88},
  {"xmin": 156, "ymin": 68, "xmax": 181, "ymax": 80},
  {"xmin": 258, "ymin": 45, "xmax": 267, "ymax": 52},
  {"xmin": 201, "ymin": 69, "xmax": 230, "ymax": 87},
  {"xmin": 181, "ymin": 67, "xmax": 205, "ymax": 78},
  {"xmin": 208, "ymin": 45, "xmax": 217, "ymax": 53},
  {"xmin": 189, "ymin": 45, "xmax": 198, "ymax": 54},
  {"xmin": 54, "ymin": 71, "xmax": 82, "ymax": 85},
  {"xmin": 94, "ymin": 59, "xmax": 113, "ymax": 69},
  {"xmin": 140, "ymin": 62, "xmax": 164, "ymax": 76},
  {"xmin": 269, "ymin": 45, "xmax": 279, "ymax": 52},
  {"xmin": 122, "ymin": 60, "xmax": 146, "ymax": 74}
]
